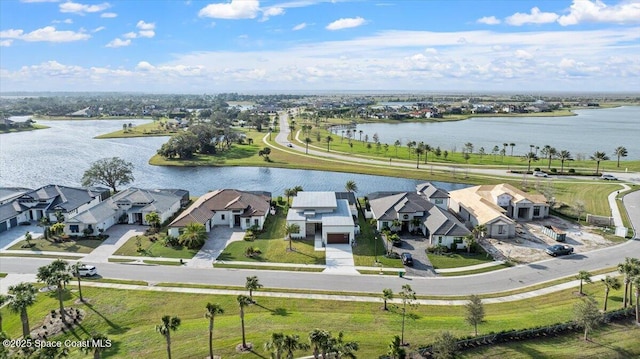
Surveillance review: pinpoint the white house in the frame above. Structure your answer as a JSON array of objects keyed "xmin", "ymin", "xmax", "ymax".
[
  {"xmin": 65, "ymin": 188, "xmax": 185, "ymax": 236},
  {"xmin": 168, "ymin": 189, "xmax": 271, "ymax": 237},
  {"xmin": 15, "ymin": 185, "xmax": 111, "ymax": 223},
  {"xmin": 286, "ymin": 192, "xmax": 355, "ymax": 245}
]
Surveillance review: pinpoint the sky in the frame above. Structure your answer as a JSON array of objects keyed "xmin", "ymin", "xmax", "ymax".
[{"xmin": 0, "ymin": 0, "xmax": 639, "ymax": 93}]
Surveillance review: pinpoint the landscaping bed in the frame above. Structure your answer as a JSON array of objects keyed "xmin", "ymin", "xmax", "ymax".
[
  {"xmin": 113, "ymin": 234, "xmax": 199, "ymax": 259},
  {"xmin": 8, "ymin": 237, "xmax": 104, "ymax": 254}
]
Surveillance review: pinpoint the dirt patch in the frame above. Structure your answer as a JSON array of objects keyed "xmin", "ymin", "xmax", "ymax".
[
  {"xmin": 479, "ymin": 216, "xmax": 616, "ymax": 264},
  {"xmin": 30, "ymin": 307, "xmax": 85, "ymax": 340}
]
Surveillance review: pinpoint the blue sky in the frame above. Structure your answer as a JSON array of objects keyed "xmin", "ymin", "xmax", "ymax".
[{"xmin": 1, "ymin": 0, "xmax": 639, "ymax": 93}]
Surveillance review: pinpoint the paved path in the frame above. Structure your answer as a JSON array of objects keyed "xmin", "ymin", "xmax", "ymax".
[
  {"xmin": 323, "ymin": 244, "xmax": 359, "ymax": 275},
  {"xmin": 82, "ymin": 225, "xmax": 145, "ymax": 263},
  {"xmin": 188, "ymin": 227, "xmax": 244, "ymax": 268}
]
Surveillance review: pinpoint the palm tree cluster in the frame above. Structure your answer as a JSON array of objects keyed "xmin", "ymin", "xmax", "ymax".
[
  {"xmin": 283, "ymin": 185, "xmax": 303, "ymax": 204},
  {"xmin": 307, "ymin": 329, "xmax": 359, "ymax": 359}
]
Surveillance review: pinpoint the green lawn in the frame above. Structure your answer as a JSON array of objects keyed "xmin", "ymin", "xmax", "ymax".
[
  {"xmin": 552, "ymin": 182, "xmax": 623, "ymax": 217},
  {"xmin": 0, "ymin": 280, "xmax": 634, "ymax": 359},
  {"xmin": 352, "ymin": 211, "xmax": 403, "ymax": 268},
  {"xmin": 8, "ymin": 237, "xmax": 103, "ymax": 254},
  {"xmin": 438, "ymin": 263, "xmax": 514, "ymax": 277},
  {"xmin": 94, "ymin": 120, "xmax": 173, "ymax": 138},
  {"xmin": 427, "ymin": 251, "xmax": 496, "ymax": 269},
  {"xmin": 113, "ymin": 234, "xmax": 199, "ymax": 259}
]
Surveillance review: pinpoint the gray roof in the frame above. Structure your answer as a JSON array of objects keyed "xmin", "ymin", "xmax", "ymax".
[
  {"xmin": 19, "ymin": 185, "xmax": 109, "ymax": 213},
  {"xmin": 291, "ymin": 192, "xmax": 337, "ymax": 209},
  {"xmin": 369, "ymin": 192, "xmax": 432, "ymax": 221},
  {"xmin": 0, "ymin": 201, "xmax": 24, "ymax": 222},
  {"xmin": 416, "ymin": 182, "xmax": 449, "ymax": 199},
  {"xmin": 335, "ymin": 192, "xmax": 357, "ymax": 205},
  {"xmin": 287, "ymin": 199, "xmax": 353, "ymax": 227},
  {"xmin": 424, "ymin": 206, "xmax": 470, "ymax": 237},
  {"xmin": 0, "ymin": 187, "xmax": 31, "ymax": 205}
]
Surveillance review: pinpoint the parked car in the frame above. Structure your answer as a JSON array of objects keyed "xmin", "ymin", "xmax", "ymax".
[
  {"xmin": 401, "ymin": 252, "xmax": 413, "ymax": 266},
  {"xmin": 287, "ymin": 143, "xmax": 294, "ymax": 148},
  {"xmin": 601, "ymin": 174, "xmax": 618, "ymax": 180},
  {"xmin": 75, "ymin": 265, "xmax": 97, "ymax": 277},
  {"xmin": 545, "ymin": 244, "xmax": 574, "ymax": 257},
  {"xmin": 533, "ymin": 171, "xmax": 548, "ymax": 177}
]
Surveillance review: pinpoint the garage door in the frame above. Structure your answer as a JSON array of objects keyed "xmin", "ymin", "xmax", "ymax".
[
  {"xmin": 327, "ymin": 233, "xmax": 349, "ymax": 244},
  {"xmin": 0, "ymin": 221, "xmax": 7, "ymax": 233}
]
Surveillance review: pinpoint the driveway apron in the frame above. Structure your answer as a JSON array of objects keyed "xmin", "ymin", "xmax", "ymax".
[
  {"xmin": 188, "ymin": 227, "xmax": 244, "ymax": 268},
  {"xmin": 323, "ymin": 244, "xmax": 359, "ymax": 275}
]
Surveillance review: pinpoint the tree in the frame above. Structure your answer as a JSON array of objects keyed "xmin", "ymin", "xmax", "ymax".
[
  {"xmin": 574, "ymin": 200, "xmax": 586, "ymax": 222},
  {"xmin": 283, "ymin": 334, "xmax": 309, "ymax": 359},
  {"xmin": 145, "ymin": 211, "xmax": 161, "ymax": 230},
  {"xmin": 345, "ymin": 180, "xmax": 358, "ymax": 193},
  {"xmin": 156, "ymin": 315, "xmax": 181, "ymax": 359},
  {"xmin": 523, "ymin": 152, "xmax": 538, "ymax": 172},
  {"xmin": 0, "ymin": 294, "xmax": 8, "ymax": 333},
  {"xmin": 601, "ymin": 275, "xmax": 621, "ymax": 311},
  {"xmin": 590, "ymin": 151, "xmax": 609, "ymax": 175},
  {"xmin": 618, "ymin": 257, "xmax": 640, "ymax": 308},
  {"xmin": 237, "ymin": 295, "xmax": 253, "ymax": 350},
  {"xmin": 463, "ymin": 234, "xmax": 475, "ymax": 254},
  {"xmin": 399, "ymin": 284, "xmax": 416, "ymax": 345},
  {"xmin": 71, "ymin": 261, "xmax": 85, "ymax": 302},
  {"xmin": 541, "ymin": 145, "xmax": 556, "ymax": 169},
  {"xmin": 205, "ymin": 303, "xmax": 224, "ymax": 359},
  {"xmin": 327, "ymin": 331, "xmax": 358, "ymax": 359},
  {"xmin": 8, "ymin": 282, "xmax": 37, "ymax": 338},
  {"xmin": 557, "ymin": 150, "xmax": 572, "ymax": 173},
  {"xmin": 308, "ymin": 329, "xmax": 331, "ymax": 359},
  {"xmin": 179, "ymin": 222, "xmax": 207, "ymax": 249},
  {"xmin": 573, "ymin": 296, "xmax": 602, "ymax": 341},
  {"xmin": 431, "ymin": 331, "xmax": 457, "ymax": 359},
  {"xmin": 394, "ymin": 140, "xmax": 401, "ymax": 157},
  {"xmin": 576, "ymin": 271, "xmax": 592, "ymax": 296},
  {"xmin": 37, "ymin": 259, "xmax": 72, "ymax": 323},
  {"xmin": 387, "ymin": 335, "xmax": 405, "ymax": 359},
  {"xmin": 614, "ymin": 146, "xmax": 628, "ymax": 167},
  {"xmin": 509, "ymin": 143, "xmax": 516, "ymax": 156},
  {"xmin": 304, "ymin": 137, "xmax": 312, "ymax": 154},
  {"xmin": 465, "ymin": 294, "xmax": 485, "ymax": 336},
  {"xmin": 157, "ymin": 131, "xmax": 200, "ymax": 159},
  {"xmin": 415, "ymin": 146, "xmax": 423, "ymax": 169},
  {"xmin": 81, "ymin": 157, "xmax": 134, "ymax": 193},
  {"xmin": 24, "ymin": 231, "xmax": 33, "ymax": 246},
  {"xmin": 632, "ymin": 275, "xmax": 640, "ymax": 324},
  {"xmin": 264, "ymin": 332, "xmax": 285, "ymax": 359},
  {"xmin": 284, "ymin": 223, "xmax": 300, "ymax": 251},
  {"xmin": 502, "ymin": 143, "xmax": 508, "ymax": 161},
  {"xmin": 284, "ymin": 188, "xmax": 295, "ymax": 204},
  {"xmin": 79, "ymin": 333, "xmax": 109, "ymax": 359},
  {"xmin": 382, "ymin": 288, "xmax": 393, "ymax": 311},
  {"xmin": 245, "ymin": 276, "xmax": 263, "ymax": 300},
  {"xmin": 325, "ymin": 135, "xmax": 333, "ymax": 152}
]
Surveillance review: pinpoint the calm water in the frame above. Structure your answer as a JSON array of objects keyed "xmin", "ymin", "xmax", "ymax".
[
  {"xmin": 0, "ymin": 119, "xmax": 466, "ymax": 195},
  {"xmin": 354, "ymin": 106, "xmax": 640, "ymax": 159}
]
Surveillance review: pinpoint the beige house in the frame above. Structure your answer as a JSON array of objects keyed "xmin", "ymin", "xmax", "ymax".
[{"xmin": 448, "ymin": 183, "xmax": 549, "ymax": 239}]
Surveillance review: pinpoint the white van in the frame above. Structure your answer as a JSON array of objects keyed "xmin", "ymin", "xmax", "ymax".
[{"xmin": 76, "ymin": 265, "xmax": 97, "ymax": 277}]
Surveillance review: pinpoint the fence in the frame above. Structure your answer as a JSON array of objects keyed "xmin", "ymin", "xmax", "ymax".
[{"xmin": 586, "ymin": 214, "xmax": 614, "ymax": 226}]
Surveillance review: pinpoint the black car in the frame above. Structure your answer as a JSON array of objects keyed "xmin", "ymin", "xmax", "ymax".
[
  {"xmin": 545, "ymin": 244, "xmax": 574, "ymax": 256},
  {"xmin": 401, "ymin": 252, "xmax": 413, "ymax": 266}
]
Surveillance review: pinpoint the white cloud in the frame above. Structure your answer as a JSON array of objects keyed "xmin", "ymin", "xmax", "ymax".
[
  {"xmin": 477, "ymin": 16, "xmax": 501, "ymax": 25},
  {"xmin": 261, "ymin": 7, "xmax": 284, "ymax": 21},
  {"xmin": 292, "ymin": 22, "xmax": 307, "ymax": 31},
  {"xmin": 136, "ymin": 20, "xmax": 156, "ymax": 38},
  {"xmin": 101, "ymin": 12, "xmax": 117, "ymax": 18},
  {"xmin": 326, "ymin": 17, "xmax": 366, "ymax": 30},
  {"xmin": 93, "ymin": 26, "xmax": 105, "ymax": 33},
  {"xmin": 53, "ymin": 18, "xmax": 73, "ymax": 24},
  {"xmin": 558, "ymin": 0, "xmax": 640, "ymax": 26},
  {"xmin": 506, "ymin": 7, "xmax": 559, "ymax": 26},
  {"xmin": 198, "ymin": 0, "xmax": 260, "ymax": 19},
  {"xmin": 59, "ymin": 1, "xmax": 111, "ymax": 15},
  {"xmin": 0, "ymin": 26, "xmax": 90, "ymax": 42},
  {"xmin": 105, "ymin": 38, "xmax": 131, "ymax": 48},
  {"xmin": 514, "ymin": 49, "xmax": 533, "ymax": 59},
  {"xmin": 0, "ymin": 40, "xmax": 13, "ymax": 47},
  {"xmin": 123, "ymin": 32, "xmax": 138, "ymax": 39}
]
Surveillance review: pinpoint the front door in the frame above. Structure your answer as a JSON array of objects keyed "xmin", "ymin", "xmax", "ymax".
[{"xmin": 234, "ymin": 215, "xmax": 240, "ymax": 226}]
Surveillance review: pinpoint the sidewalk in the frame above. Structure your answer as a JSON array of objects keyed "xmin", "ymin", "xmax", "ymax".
[{"xmin": 435, "ymin": 260, "xmax": 506, "ymax": 274}]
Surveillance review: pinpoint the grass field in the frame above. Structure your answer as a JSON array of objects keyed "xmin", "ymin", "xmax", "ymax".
[
  {"xmin": 113, "ymin": 234, "xmax": 199, "ymax": 259},
  {"xmin": 352, "ymin": 213, "xmax": 403, "ymax": 268},
  {"xmin": 0, "ymin": 280, "xmax": 636, "ymax": 359},
  {"xmin": 94, "ymin": 120, "xmax": 174, "ymax": 138},
  {"xmin": 427, "ymin": 251, "xmax": 496, "ymax": 269},
  {"xmin": 8, "ymin": 237, "xmax": 103, "ymax": 254}
]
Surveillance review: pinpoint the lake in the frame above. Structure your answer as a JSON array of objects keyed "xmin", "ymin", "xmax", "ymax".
[
  {"xmin": 0, "ymin": 119, "xmax": 466, "ymax": 195},
  {"xmin": 352, "ymin": 106, "xmax": 640, "ymax": 159}
]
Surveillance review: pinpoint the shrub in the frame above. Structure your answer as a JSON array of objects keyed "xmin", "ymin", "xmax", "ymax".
[
  {"xmin": 550, "ymin": 168, "xmax": 557, "ymax": 173},
  {"xmin": 534, "ymin": 167, "xmax": 541, "ymax": 172},
  {"xmin": 450, "ymin": 242, "xmax": 458, "ymax": 252},
  {"xmin": 568, "ymin": 168, "xmax": 576, "ymax": 174},
  {"xmin": 162, "ymin": 235, "xmax": 179, "ymax": 247},
  {"xmin": 243, "ymin": 231, "xmax": 256, "ymax": 241}
]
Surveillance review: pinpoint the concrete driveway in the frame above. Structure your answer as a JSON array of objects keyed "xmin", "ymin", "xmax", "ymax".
[
  {"xmin": 0, "ymin": 223, "xmax": 42, "ymax": 250},
  {"xmin": 395, "ymin": 235, "xmax": 437, "ymax": 277},
  {"xmin": 323, "ymin": 244, "xmax": 359, "ymax": 275},
  {"xmin": 189, "ymin": 227, "xmax": 245, "ymax": 268}
]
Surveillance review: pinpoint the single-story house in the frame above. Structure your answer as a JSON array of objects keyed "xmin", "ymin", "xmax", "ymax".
[
  {"xmin": 286, "ymin": 191, "xmax": 355, "ymax": 245},
  {"xmin": 448, "ymin": 183, "xmax": 549, "ymax": 239},
  {"xmin": 16, "ymin": 185, "xmax": 111, "ymax": 223},
  {"xmin": 168, "ymin": 189, "xmax": 271, "ymax": 237},
  {"xmin": 65, "ymin": 188, "xmax": 185, "ymax": 236}
]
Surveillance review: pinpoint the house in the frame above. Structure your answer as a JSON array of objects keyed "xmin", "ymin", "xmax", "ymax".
[
  {"xmin": 64, "ymin": 188, "xmax": 185, "ymax": 236},
  {"xmin": 16, "ymin": 185, "xmax": 111, "ymax": 223},
  {"xmin": 368, "ymin": 183, "xmax": 470, "ymax": 249},
  {"xmin": 0, "ymin": 188, "xmax": 32, "ymax": 232},
  {"xmin": 168, "ymin": 189, "xmax": 271, "ymax": 237},
  {"xmin": 448, "ymin": 183, "xmax": 549, "ymax": 239},
  {"xmin": 286, "ymin": 192, "xmax": 355, "ymax": 245}
]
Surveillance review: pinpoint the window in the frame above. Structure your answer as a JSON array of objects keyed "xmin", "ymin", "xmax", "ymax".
[
  {"xmin": 453, "ymin": 237, "xmax": 463, "ymax": 244},
  {"xmin": 435, "ymin": 199, "xmax": 443, "ymax": 204},
  {"xmin": 254, "ymin": 219, "xmax": 259, "ymax": 226},
  {"xmin": 382, "ymin": 221, "xmax": 388, "ymax": 228},
  {"xmin": 533, "ymin": 206, "xmax": 540, "ymax": 216},
  {"xmin": 70, "ymin": 225, "xmax": 79, "ymax": 233},
  {"xmin": 245, "ymin": 218, "xmax": 250, "ymax": 225},
  {"xmin": 221, "ymin": 214, "xmax": 225, "ymax": 220},
  {"xmin": 498, "ymin": 225, "xmax": 504, "ymax": 234},
  {"xmin": 438, "ymin": 236, "xmax": 443, "ymax": 243}
]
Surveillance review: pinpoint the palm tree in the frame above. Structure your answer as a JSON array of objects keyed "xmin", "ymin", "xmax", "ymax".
[
  {"xmin": 406, "ymin": 140, "xmax": 414, "ymax": 159},
  {"xmin": 156, "ymin": 315, "xmax": 181, "ymax": 359},
  {"xmin": 472, "ymin": 224, "xmax": 486, "ymax": 240},
  {"xmin": 557, "ymin": 150, "xmax": 572, "ymax": 173},
  {"xmin": 179, "ymin": 222, "xmax": 207, "ymax": 249},
  {"xmin": 382, "ymin": 288, "xmax": 393, "ymax": 311},
  {"xmin": 237, "ymin": 295, "xmax": 253, "ymax": 350},
  {"xmin": 394, "ymin": 140, "xmax": 401, "ymax": 157},
  {"xmin": 205, "ymin": 303, "xmax": 224, "ymax": 359},
  {"xmin": 328, "ymin": 331, "xmax": 358, "ymax": 358},
  {"xmin": 283, "ymin": 334, "xmax": 309, "ymax": 359},
  {"xmin": 24, "ymin": 231, "xmax": 33, "ymax": 246},
  {"xmin": 284, "ymin": 188, "xmax": 295, "ymax": 204},
  {"xmin": 37, "ymin": 259, "xmax": 72, "ymax": 323},
  {"xmin": 614, "ymin": 146, "xmax": 628, "ymax": 167},
  {"xmin": 8, "ymin": 282, "xmax": 37, "ymax": 338},
  {"xmin": 590, "ymin": 151, "xmax": 609, "ymax": 175},
  {"xmin": 618, "ymin": 257, "xmax": 640, "ymax": 308},
  {"xmin": 145, "ymin": 211, "xmax": 161, "ymax": 230},
  {"xmin": 285, "ymin": 223, "xmax": 300, "ymax": 251},
  {"xmin": 245, "ymin": 276, "xmax": 263, "ymax": 300},
  {"xmin": 325, "ymin": 135, "xmax": 333, "ymax": 152},
  {"xmin": 509, "ymin": 143, "xmax": 516, "ymax": 156},
  {"xmin": 502, "ymin": 143, "xmax": 508, "ymax": 161},
  {"xmin": 0, "ymin": 294, "xmax": 8, "ymax": 332},
  {"xmin": 463, "ymin": 234, "xmax": 475, "ymax": 253},
  {"xmin": 292, "ymin": 185, "xmax": 303, "ymax": 195},
  {"xmin": 345, "ymin": 180, "xmax": 358, "ymax": 193},
  {"xmin": 415, "ymin": 146, "xmax": 423, "ymax": 169},
  {"xmin": 523, "ymin": 152, "xmax": 538, "ymax": 172},
  {"xmin": 601, "ymin": 275, "xmax": 621, "ymax": 311},
  {"xmin": 264, "ymin": 332, "xmax": 285, "ymax": 359},
  {"xmin": 358, "ymin": 130, "xmax": 363, "ymax": 142},
  {"xmin": 632, "ymin": 275, "xmax": 640, "ymax": 324},
  {"xmin": 308, "ymin": 329, "xmax": 331, "ymax": 359},
  {"xmin": 304, "ymin": 137, "xmax": 312, "ymax": 154},
  {"xmin": 80, "ymin": 333, "xmax": 110, "ymax": 359},
  {"xmin": 544, "ymin": 146, "xmax": 557, "ymax": 169},
  {"xmin": 576, "ymin": 271, "xmax": 592, "ymax": 296},
  {"xmin": 71, "ymin": 261, "xmax": 85, "ymax": 302}
]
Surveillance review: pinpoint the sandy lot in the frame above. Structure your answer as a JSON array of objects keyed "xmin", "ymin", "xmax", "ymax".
[{"xmin": 479, "ymin": 216, "xmax": 614, "ymax": 263}]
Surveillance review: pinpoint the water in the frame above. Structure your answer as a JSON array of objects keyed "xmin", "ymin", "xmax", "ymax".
[
  {"xmin": 0, "ymin": 119, "xmax": 467, "ymax": 195},
  {"xmin": 354, "ymin": 106, "xmax": 640, "ymax": 159}
]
